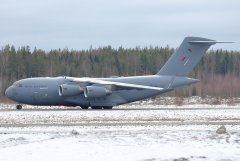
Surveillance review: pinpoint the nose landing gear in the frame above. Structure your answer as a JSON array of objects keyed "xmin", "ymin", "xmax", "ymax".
[{"xmin": 16, "ymin": 104, "xmax": 22, "ymax": 110}]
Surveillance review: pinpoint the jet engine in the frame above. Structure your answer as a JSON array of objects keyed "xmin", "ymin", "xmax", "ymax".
[
  {"xmin": 59, "ymin": 84, "xmax": 83, "ymax": 97},
  {"xmin": 84, "ymin": 86, "xmax": 112, "ymax": 98}
]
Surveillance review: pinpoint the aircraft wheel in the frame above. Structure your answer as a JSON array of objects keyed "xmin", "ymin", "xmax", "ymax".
[
  {"xmin": 16, "ymin": 104, "xmax": 22, "ymax": 110},
  {"xmin": 91, "ymin": 106, "xmax": 102, "ymax": 110},
  {"xmin": 103, "ymin": 106, "xmax": 113, "ymax": 109},
  {"xmin": 81, "ymin": 106, "xmax": 89, "ymax": 109}
]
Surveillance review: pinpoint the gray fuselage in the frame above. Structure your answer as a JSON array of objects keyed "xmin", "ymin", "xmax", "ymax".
[{"xmin": 5, "ymin": 75, "xmax": 197, "ymax": 107}]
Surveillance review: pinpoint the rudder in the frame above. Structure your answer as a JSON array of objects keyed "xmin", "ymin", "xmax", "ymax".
[{"xmin": 157, "ymin": 37, "xmax": 218, "ymax": 76}]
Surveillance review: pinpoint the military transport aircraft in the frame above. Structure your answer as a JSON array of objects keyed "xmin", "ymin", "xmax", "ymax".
[{"xmin": 5, "ymin": 37, "xmax": 230, "ymax": 110}]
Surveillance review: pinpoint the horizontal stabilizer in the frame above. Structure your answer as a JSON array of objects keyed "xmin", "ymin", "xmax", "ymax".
[{"xmin": 189, "ymin": 41, "xmax": 234, "ymax": 45}]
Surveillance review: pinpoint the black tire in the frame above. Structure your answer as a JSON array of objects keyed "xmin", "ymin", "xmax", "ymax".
[
  {"xmin": 16, "ymin": 105, "xmax": 22, "ymax": 110},
  {"xmin": 81, "ymin": 106, "xmax": 89, "ymax": 109},
  {"xmin": 91, "ymin": 106, "xmax": 102, "ymax": 110},
  {"xmin": 103, "ymin": 106, "xmax": 113, "ymax": 109}
]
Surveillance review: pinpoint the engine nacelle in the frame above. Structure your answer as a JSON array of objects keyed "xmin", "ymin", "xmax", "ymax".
[
  {"xmin": 84, "ymin": 86, "xmax": 112, "ymax": 98},
  {"xmin": 59, "ymin": 84, "xmax": 83, "ymax": 97}
]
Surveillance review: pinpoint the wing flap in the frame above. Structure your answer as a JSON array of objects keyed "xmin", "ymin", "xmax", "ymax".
[{"xmin": 72, "ymin": 78, "xmax": 164, "ymax": 91}]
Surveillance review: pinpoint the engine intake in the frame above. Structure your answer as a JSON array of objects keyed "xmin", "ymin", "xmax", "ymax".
[
  {"xmin": 84, "ymin": 86, "xmax": 112, "ymax": 98},
  {"xmin": 59, "ymin": 84, "xmax": 83, "ymax": 97}
]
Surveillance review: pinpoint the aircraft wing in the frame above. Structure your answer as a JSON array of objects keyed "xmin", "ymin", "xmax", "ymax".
[{"xmin": 72, "ymin": 77, "xmax": 164, "ymax": 91}]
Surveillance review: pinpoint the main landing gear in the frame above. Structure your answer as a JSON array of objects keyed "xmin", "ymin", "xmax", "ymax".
[
  {"xmin": 102, "ymin": 106, "xmax": 113, "ymax": 109},
  {"xmin": 91, "ymin": 106, "xmax": 113, "ymax": 110},
  {"xmin": 16, "ymin": 104, "xmax": 22, "ymax": 110},
  {"xmin": 81, "ymin": 106, "xmax": 113, "ymax": 110},
  {"xmin": 81, "ymin": 106, "xmax": 89, "ymax": 109},
  {"xmin": 14, "ymin": 105, "xmax": 113, "ymax": 110}
]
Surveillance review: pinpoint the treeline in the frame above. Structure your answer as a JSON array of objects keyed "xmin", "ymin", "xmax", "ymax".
[{"xmin": 0, "ymin": 45, "xmax": 240, "ymax": 98}]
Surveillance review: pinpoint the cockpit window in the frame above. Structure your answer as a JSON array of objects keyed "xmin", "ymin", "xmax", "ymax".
[{"xmin": 13, "ymin": 82, "xmax": 23, "ymax": 87}]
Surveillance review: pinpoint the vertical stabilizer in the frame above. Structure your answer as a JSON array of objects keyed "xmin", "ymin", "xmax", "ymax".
[{"xmin": 157, "ymin": 37, "xmax": 222, "ymax": 76}]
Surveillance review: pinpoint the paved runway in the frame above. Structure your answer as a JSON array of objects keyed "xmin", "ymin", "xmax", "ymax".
[
  {"xmin": 0, "ymin": 122, "xmax": 240, "ymax": 127},
  {"xmin": 0, "ymin": 105, "xmax": 240, "ymax": 127},
  {"xmin": 0, "ymin": 107, "xmax": 239, "ymax": 111}
]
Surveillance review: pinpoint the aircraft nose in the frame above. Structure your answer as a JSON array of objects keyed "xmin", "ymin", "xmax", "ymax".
[{"xmin": 5, "ymin": 86, "xmax": 12, "ymax": 98}]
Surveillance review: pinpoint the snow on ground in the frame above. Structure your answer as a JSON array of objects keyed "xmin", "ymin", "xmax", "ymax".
[
  {"xmin": 0, "ymin": 103, "xmax": 240, "ymax": 161},
  {"xmin": 0, "ymin": 127, "xmax": 240, "ymax": 161}
]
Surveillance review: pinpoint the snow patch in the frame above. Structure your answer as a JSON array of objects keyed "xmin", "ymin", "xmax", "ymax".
[{"xmin": 0, "ymin": 129, "xmax": 240, "ymax": 161}]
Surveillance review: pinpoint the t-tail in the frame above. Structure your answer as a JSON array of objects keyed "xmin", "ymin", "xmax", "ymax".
[{"xmin": 157, "ymin": 36, "xmax": 232, "ymax": 76}]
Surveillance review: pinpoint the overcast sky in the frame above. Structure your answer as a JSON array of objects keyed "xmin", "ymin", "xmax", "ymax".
[{"xmin": 0, "ymin": 0, "xmax": 239, "ymax": 51}]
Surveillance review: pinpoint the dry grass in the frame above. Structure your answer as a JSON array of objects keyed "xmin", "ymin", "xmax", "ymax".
[
  {"xmin": 227, "ymin": 98, "xmax": 236, "ymax": 106},
  {"xmin": 0, "ymin": 96, "xmax": 15, "ymax": 104},
  {"xmin": 175, "ymin": 97, "xmax": 184, "ymax": 106},
  {"xmin": 211, "ymin": 98, "xmax": 221, "ymax": 105}
]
